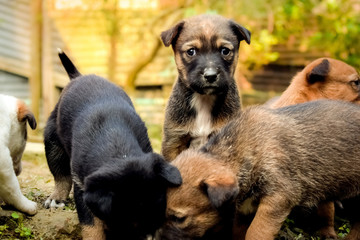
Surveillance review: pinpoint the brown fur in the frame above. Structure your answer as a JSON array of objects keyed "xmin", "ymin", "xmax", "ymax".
[
  {"xmin": 267, "ymin": 57, "xmax": 360, "ymax": 238},
  {"xmin": 268, "ymin": 58, "xmax": 360, "ymax": 109},
  {"xmin": 45, "ymin": 176, "xmax": 72, "ymax": 207},
  {"xmin": 16, "ymin": 100, "xmax": 37, "ymax": 130},
  {"xmin": 161, "ymin": 100, "xmax": 360, "ymax": 240},
  {"xmin": 82, "ymin": 217, "xmax": 105, "ymax": 240},
  {"xmin": 160, "ymin": 14, "xmax": 251, "ymax": 161}
]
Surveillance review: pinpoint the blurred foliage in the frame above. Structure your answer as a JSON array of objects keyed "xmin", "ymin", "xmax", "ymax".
[
  {"xmin": 157, "ymin": 0, "xmax": 359, "ymax": 81},
  {"xmin": 274, "ymin": 0, "xmax": 360, "ymax": 66},
  {"xmin": 78, "ymin": 0, "xmax": 359, "ymax": 88}
]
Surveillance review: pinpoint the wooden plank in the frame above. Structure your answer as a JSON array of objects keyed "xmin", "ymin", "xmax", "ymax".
[
  {"xmin": 29, "ymin": 0, "xmax": 42, "ymax": 130},
  {"xmin": 42, "ymin": 0, "xmax": 56, "ymax": 119},
  {"xmin": 0, "ymin": 55, "xmax": 29, "ymax": 77}
]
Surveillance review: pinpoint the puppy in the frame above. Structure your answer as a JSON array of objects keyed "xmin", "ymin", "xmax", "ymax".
[
  {"xmin": 266, "ymin": 57, "xmax": 360, "ymax": 238},
  {"xmin": 161, "ymin": 100, "xmax": 360, "ymax": 240},
  {"xmin": 267, "ymin": 57, "xmax": 360, "ymax": 108},
  {"xmin": 44, "ymin": 51, "xmax": 182, "ymax": 239},
  {"xmin": 0, "ymin": 94, "xmax": 37, "ymax": 215},
  {"xmin": 160, "ymin": 14, "xmax": 251, "ymax": 161}
]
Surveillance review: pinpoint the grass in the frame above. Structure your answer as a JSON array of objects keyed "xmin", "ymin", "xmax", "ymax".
[
  {"xmin": 0, "ymin": 212, "xmax": 33, "ymax": 240},
  {"xmin": 146, "ymin": 123, "xmax": 163, "ymax": 153}
]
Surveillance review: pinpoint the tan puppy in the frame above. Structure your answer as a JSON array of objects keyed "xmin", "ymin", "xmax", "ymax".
[
  {"xmin": 267, "ymin": 57, "xmax": 360, "ymax": 238},
  {"xmin": 160, "ymin": 100, "xmax": 360, "ymax": 240},
  {"xmin": 268, "ymin": 58, "xmax": 360, "ymax": 109},
  {"xmin": 160, "ymin": 14, "xmax": 251, "ymax": 161}
]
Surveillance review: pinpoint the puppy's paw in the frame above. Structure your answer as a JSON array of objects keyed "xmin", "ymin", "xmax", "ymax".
[
  {"xmin": 44, "ymin": 198, "xmax": 65, "ymax": 209},
  {"xmin": 319, "ymin": 226, "xmax": 337, "ymax": 239},
  {"xmin": 18, "ymin": 197, "xmax": 37, "ymax": 215}
]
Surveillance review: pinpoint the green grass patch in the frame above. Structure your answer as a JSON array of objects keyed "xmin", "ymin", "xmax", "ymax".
[{"xmin": 0, "ymin": 212, "xmax": 33, "ymax": 240}]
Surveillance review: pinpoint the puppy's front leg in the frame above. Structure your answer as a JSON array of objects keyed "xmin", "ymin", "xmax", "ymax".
[
  {"xmin": 74, "ymin": 183, "xmax": 105, "ymax": 240},
  {"xmin": 0, "ymin": 147, "xmax": 37, "ymax": 215},
  {"xmin": 245, "ymin": 195, "xmax": 291, "ymax": 240},
  {"xmin": 317, "ymin": 201, "xmax": 336, "ymax": 239},
  {"xmin": 162, "ymin": 132, "xmax": 191, "ymax": 161},
  {"xmin": 82, "ymin": 217, "xmax": 106, "ymax": 240}
]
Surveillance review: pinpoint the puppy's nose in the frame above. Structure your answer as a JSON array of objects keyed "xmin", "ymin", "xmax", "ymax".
[{"xmin": 204, "ymin": 68, "xmax": 218, "ymax": 83}]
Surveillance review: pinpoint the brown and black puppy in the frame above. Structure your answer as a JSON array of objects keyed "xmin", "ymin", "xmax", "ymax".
[
  {"xmin": 160, "ymin": 100, "xmax": 360, "ymax": 240},
  {"xmin": 267, "ymin": 57, "xmax": 360, "ymax": 109},
  {"xmin": 266, "ymin": 57, "xmax": 360, "ymax": 238},
  {"xmin": 44, "ymin": 51, "xmax": 182, "ymax": 240},
  {"xmin": 160, "ymin": 14, "xmax": 251, "ymax": 161}
]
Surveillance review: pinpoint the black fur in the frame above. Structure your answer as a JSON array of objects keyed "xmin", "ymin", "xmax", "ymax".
[{"xmin": 44, "ymin": 52, "xmax": 182, "ymax": 239}]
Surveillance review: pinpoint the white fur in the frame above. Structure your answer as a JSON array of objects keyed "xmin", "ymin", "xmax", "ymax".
[
  {"xmin": 0, "ymin": 94, "xmax": 37, "ymax": 215},
  {"xmin": 189, "ymin": 93, "xmax": 215, "ymax": 148}
]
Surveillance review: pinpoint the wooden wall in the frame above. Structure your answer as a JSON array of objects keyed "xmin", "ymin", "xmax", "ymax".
[
  {"xmin": 41, "ymin": 0, "xmax": 177, "ymax": 124},
  {"xmin": 0, "ymin": 0, "xmax": 31, "ymax": 99}
]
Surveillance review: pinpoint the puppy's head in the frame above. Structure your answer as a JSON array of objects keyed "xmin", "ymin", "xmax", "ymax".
[
  {"xmin": 160, "ymin": 150, "xmax": 239, "ymax": 239},
  {"xmin": 83, "ymin": 153, "xmax": 182, "ymax": 239},
  {"xmin": 161, "ymin": 14, "xmax": 250, "ymax": 95},
  {"xmin": 304, "ymin": 58, "xmax": 360, "ymax": 103}
]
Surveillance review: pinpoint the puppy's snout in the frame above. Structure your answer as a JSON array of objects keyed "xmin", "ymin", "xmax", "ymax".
[{"xmin": 203, "ymin": 68, "xmax": 218, "ymax": 83}]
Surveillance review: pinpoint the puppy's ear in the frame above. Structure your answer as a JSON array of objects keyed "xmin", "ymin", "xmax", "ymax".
[
  {"xmin": 159, "ymin": 163, "xmax": 182, "ymax": 187},
  {"xmin": 307, "ymin": 59, "xmax": 330, "ymax": 84},
  {"xmin": 17, "ymin": 101, "xmax": 37, "ymax": 130},
  {"xmin": 83, "ymin": 174, "xmax": 113, "ymax": 220},
  {"xmin": 160, "ymin": 21, "xmax": 185, "ymax": 47},
  {"xmin": 154, "ymin": 154, "xmax": 182, "ymax": 186},
  {"xmin": 200, "ymin": 171, "xmax": 239, "ymax": 209},
  {"xmin": 25, "ymin": 113, "xmax": 37, "ymax": 130},
  {"xmin": 229, "ymin": 21, "xmax": 251, "ymax": 45}
]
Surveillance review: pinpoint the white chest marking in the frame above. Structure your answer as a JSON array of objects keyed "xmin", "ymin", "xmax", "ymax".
[{"xmin": 189, "ymin": 94, "xmax": 215, "ymax": 147}]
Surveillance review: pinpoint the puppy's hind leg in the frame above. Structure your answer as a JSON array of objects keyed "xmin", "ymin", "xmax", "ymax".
[
  {"xmin": 0, "ymin": 146, "xmax": 37, "ymax": 215},
  {"xmin": 44, "ymin": 117, "xmax": 72, "ymax": 208}
]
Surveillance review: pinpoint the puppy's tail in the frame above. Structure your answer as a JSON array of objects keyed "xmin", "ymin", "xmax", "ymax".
[{"xmin": 58, "ymin": 48, "xmax": 81, "ymax": 80}]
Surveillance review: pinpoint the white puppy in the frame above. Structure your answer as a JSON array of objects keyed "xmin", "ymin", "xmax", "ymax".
[{"xmin": 0, "ymin": 94, "xmax": 37, "ymax": 215}]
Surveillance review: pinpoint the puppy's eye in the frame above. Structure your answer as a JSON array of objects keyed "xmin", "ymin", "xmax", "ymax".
[
  {"xmin": 186, "ymin": 48, "xmax": 196, "ymax": 57},
  {"xmin": 220, "ymin": 47, "xmax": 230, "ymax": 56},
  {"xmin": 169, "ymin": 215, "xmax": 187, "ymax": 224}
]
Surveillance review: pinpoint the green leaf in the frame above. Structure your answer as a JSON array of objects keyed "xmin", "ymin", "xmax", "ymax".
[{"xmin": 11, "ymin": 212, "xmax": 20, "ymax": 219}]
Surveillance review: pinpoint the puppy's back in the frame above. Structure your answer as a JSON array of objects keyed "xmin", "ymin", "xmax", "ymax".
[{"xmin": 202, "ymin": 100, "xmax": 360, "ymax": 211}]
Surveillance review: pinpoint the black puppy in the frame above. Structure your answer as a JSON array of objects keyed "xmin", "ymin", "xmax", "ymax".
[{"xmin": 43, "ymin": 50, "xmax": 182, "ymax": 239}]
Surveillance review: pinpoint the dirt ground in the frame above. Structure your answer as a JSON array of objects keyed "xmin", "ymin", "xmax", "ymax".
[{"xmin": 0, "ymin": 143, "xmax": 81, "ymax": 240}]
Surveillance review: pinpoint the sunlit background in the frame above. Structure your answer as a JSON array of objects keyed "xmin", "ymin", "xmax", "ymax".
[{"xmin": 0, "ymin": 0, "xmax": 359, "ymax": 147}]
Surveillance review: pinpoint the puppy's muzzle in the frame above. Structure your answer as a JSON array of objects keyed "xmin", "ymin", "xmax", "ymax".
[{"xmin": 203, "ymin": 67, "xmax": 219, "ymax": 84}]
